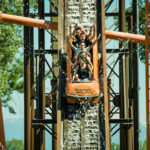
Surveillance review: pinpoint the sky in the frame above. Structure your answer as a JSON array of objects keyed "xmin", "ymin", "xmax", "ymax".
[{"xmin": 1, "ymin": 0, "xmax": 147, "ymax": 149}]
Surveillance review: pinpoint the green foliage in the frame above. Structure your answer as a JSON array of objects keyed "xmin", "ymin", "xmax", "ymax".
[
  {"xmin": 143, "ymin": 140, "xmax": 147, "ymax": 150},
  {"xmin": 0, "ymin": 0, "xmax": 37, "ymax": 112},
  {"xmin": 0, "ymin": 0, "xmax": 37, "ymax": 15},
  {"xmin": 6, "ymin": 139, "xmax": 24, "ymax": 150},
  {"xmin": 111, "ymin": 140, "xmax": 147, "ymax": 150},
  {"xmin": 111, "ymin": 142, "xmax": 120, "ymax": 150},
  {"xmin": 138, "ymin": 140, "xmax": 147, "ymax": 150},
  {"xmin": 140, "ymin": 140, "xmax": 144, "ymax": 150},
  {"xmin": 138, "ymin": 0, "xmax": 146, "ymax": 62}
]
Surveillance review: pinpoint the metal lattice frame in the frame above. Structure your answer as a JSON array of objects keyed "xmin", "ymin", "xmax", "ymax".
[{"xmin": 24, "ymin": 0, "xmax": 58, "ymax": 149}]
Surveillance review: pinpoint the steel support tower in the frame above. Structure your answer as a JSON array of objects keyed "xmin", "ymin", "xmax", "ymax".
[
  {"xmin": 24, "ymin": 0, "xmax": 58, "ymax": 150},
  {"xmin": 102, "ymin": 0, "xmax": 139, "ymax": 149},
  {"xmin": 23, "ymin": 0, "xmax": 140, "ymax": 149}
]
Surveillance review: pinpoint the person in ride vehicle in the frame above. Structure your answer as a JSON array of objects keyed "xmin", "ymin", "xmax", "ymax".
[
  {"xmin": 79, "ymin": 25, "xmax": 96, "ymax": 47},
  {"xmin": 68, "ymin": 34, "xmax": 101, "ymax": 80},
  {"xmin": 70, "ymin": 24, "xmax": 96, "ymax": 64},
  {"xmin": 69, "ymin": 23, "xmax": 95, "ymax": 49},
  {"xmin": 71, "ymin": 24, "xmax": 95, "ymax": 48},
  {"xmin": 70, "ymin": 42, "xmax": 92, "ymax": 71},
  {"xmin": 73, "ymin": 53, "xmax": 93, "ymax": 81}
]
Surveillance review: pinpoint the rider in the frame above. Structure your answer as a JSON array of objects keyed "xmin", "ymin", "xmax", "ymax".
[
  {"xmin": 73, "ymin": 54, "xmax": 93, "ymax": 81},
  {"xmin": 68, "ymin": 34, "xmax": 101, "ymax": 80}
]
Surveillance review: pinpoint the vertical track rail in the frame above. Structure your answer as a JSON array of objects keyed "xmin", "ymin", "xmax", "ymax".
[
  {"xmin": 145, "ymin": 0, "xmax": 150, "ymax": 149},
  {"xmin": 24, "ymin": 0, "xmax": 32, "ymax": 149}
]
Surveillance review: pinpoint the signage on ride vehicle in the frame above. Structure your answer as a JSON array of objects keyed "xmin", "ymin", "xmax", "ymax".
[{"xmin": 75, "ymin": 89, "xmax": 93, "ymax": 94}]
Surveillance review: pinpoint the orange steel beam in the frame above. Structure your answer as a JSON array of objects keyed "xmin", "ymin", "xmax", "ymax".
[
  {"xmin": 0, "ymin": 12, "xmax": 150, "ymax": 44},
  {"xmin": 105, "ymin": 30, "xmax": 150, "ymax": 44},
  {"xmin": 0, "ymin": 11, "xmax": 58, "ymax": 30},
  {"xmin": 0, "ymin": 99, "xmax": 6, "ymax": 150}
]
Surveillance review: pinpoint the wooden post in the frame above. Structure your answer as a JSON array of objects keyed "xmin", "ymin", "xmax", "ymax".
[
  {"xmin": 0, "ymin": 99, "xmax": 6, "ymax": 150},
  {"xmin": 100, "ymin": 0, "xmax": 110, "ymax": 149}
]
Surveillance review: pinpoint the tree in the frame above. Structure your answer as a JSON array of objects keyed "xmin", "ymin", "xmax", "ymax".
[
  {"xmin": 137, "ymin": 0, "xmax": 146, "ymax": 62},
  {"xmin": 6, "ymin": 139, "xmax": 24, "ymax": 150},
  {"xmin": 111, "ymin": 140, "xmax": 147, "ymax": 150},
  {"xmin": 0, "ymin": 0, "xmax": 37, "ymax": 113},
  {"xmin": 140, "ymin": 140, "xmax": 144, "ymax": 150},
  {"xmin": 142, "ymin": 140, "xmax": 147, "ymax": 150},
  {"xmin": 111, "ymin": 142, "xmax": 120, "ymax": 150}
]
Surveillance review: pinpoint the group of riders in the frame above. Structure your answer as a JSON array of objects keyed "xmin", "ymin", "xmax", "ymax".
[{"xmin": 67, "ymin": 24, "xmax": 100, "ymax": 81}]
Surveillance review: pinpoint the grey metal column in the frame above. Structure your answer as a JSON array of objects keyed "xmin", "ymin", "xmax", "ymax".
[
  {"xmin": 35, "ymin": 0, "xmax": 45, "ymax": 149},
  {"xmin": 133, "ymin": 0, "xmax": 139, "ymax": 149},
  {"xmin": 97, "ymin": 1, "xmax": 106, "ymax": 150},
  {"xmin": 24, "ymin": 0, "xmax": 31, "ymax": 149},
  {"xmin": 128, "ymin": 15, "xmax": 135, "ymax": 150},
  {"xmin": 119, "ymin": 0, "xmax": 128, "ymax": 149},
  {"xmin": 30, "ymin": 27, "xmax": 34, "ymax": 150}
]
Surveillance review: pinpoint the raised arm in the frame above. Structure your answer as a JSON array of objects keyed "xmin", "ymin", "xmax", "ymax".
[
  {"xmin": 67, "ymin": 37, "xmax": 77, "ymax": 52},
  {"xmin": 88, "ymin": 26, "xmax": 92, "ymax": 38},
  {"xmin": 80, "ymin": 26, "xmax": 88, "ymax": 35},
  {"xmin": 88, "ymin": 34, "xmax": 101, "ymax": 50},
  {"xmin": 72, "ymin": 23, "xmax": 78, "ymax": 36},
  {"xmin": 86, "ymin": 56, "xmax": 93, "ymax": 68},
  {"xmin": 89, "ymin": 25, "xmax": 95, "ymax": 41},
  {"xmin": 69, "ymin": 23, "xmax": 72, "ymax": 36}
]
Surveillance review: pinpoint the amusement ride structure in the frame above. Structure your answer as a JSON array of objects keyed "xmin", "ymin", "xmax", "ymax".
[{"xmin": 0, "ymin": 0, "xmax": 150, "ymax": 150}]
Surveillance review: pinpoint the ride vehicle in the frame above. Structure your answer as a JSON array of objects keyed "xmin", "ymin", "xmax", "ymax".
[{"xmin": 65, "ymin": 37, "xmax": 100, "ymax": 104}]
